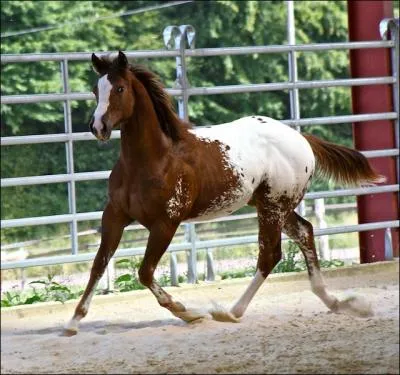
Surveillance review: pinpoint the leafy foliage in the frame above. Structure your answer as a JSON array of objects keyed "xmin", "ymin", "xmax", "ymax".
[
  {"xmin": 220, "ymin": 266, "xmax": 256, "ymax": 280},
  {"xmin": 273, "ymin": 241, "xmax": 307, "ymax": 273},
  {"xmin": 1, "ymin": 274, "xmax": 82, "ymax": 307},
  {"xmin": 113, "ymin": 257, "xmax": 184, "ymax": 292},
  {"xmin": 114, "ymin": 258, "xmax": 145, "ymax": 292}
]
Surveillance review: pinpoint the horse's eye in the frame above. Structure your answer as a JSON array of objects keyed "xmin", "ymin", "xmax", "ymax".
[{"xmin": 117, "ymin": 86, "xmax": 124, "ymax": 93}]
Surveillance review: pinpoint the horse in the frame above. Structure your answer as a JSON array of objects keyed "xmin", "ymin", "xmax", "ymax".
[{"xmin": 63, "ymin": 51, "xmax": 384, "ymax": 336}]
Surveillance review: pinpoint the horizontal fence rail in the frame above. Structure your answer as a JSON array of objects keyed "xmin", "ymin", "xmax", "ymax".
[
  {"xmin": 1, "ymin": 171, "xmax": 111, "ymax": 187},
  {"xmin": 1, "ymin": 150, "xmax": 398, "ymax": 188},
  {"xmin": 1, "ymin": 112, "xmax": 398, "ymax": 146},
  {"xmin": 1, "ymin": 34, "xmax": 399, "ymax": 276},
  {"xmin": 0, "ymin": 40, "xmax": 394, "ymax": 63},
  {"xmin": 2, "ymin": 184, "xmax": 399, "ymax": 229},
  {"xmin": 0, "ymin": 202, "xmax": 359, "ymax": 251},
  {"xmin": 2, "ymin": 220, "xmax": 399, "ymax": 270},
  {"xmin": 1, "ymin": 77, "xmax": 395, "ymax": 104},
  {"xmin": 2, "ymin": 154, "xmax": 399, "ymax": 188}
]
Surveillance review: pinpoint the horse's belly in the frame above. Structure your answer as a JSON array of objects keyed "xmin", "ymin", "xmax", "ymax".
[{"xmin": 186, "ymin": 187, "xmax": 253, "ymax": 223}]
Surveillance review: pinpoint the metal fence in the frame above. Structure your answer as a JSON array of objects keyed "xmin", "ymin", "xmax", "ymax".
[{"xmin": 1, "ymin": 7, "xmax": 399, "ymax": 285}]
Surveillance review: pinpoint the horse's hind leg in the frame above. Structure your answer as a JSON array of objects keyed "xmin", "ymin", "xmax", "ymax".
[
  {"xmin": 211, "ymin": 199, "xmax": 283, "ymax": 322},
  {"xmin": 283, "ymin": 211, "xmax": 373, "ymax": 317},
  {"xmin": 62, "ymin": 203, "xmax": 131, "ymax": 336},
  {"xmin": 231, "ymin": 220, "xmax": 282, "ymax": 319}
]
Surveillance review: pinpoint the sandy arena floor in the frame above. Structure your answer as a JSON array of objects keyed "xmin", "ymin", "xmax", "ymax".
[{"xmin": 1, "ymin": 261, "xmax": 399, "ymax": 374}]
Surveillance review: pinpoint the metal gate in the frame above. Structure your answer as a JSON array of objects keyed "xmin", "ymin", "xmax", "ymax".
[{"xmin": 1, "ymin": 5, "xmax": 399, "ymax": 284}]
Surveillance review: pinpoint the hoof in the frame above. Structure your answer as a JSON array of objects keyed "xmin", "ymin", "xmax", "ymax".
[
  {"xmin": 334, "ymin": 295, "xmax": 374, "ymax": 318},
  {"xmin": 61, "ymin": 328, "xmax": 78, "ymax": 337},
  {"xmin": 172, "ymin": 308, "xmax": 206, "ymax": 323},
  {"xmin": 210, "ymin": 309, "xmax": 240, "ymax": 323},
  {"xmin": 209, "ymin": 302, "xmax": 240, "ymax": 323}
]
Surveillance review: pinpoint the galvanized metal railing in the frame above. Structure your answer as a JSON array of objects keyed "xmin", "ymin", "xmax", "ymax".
[{"xmin": 1, "ymin": 10, "xmax": 399, "ymax": 284}]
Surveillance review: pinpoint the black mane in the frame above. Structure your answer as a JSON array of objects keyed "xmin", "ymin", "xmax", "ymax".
[{"xmin": 129, "ymin": 64, "xmax": 191, "ymax": 141}]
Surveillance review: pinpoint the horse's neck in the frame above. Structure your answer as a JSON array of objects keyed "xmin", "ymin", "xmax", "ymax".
[{"xmin": 120, "ymin": 97, "xmax": 169, "ymax": 172}]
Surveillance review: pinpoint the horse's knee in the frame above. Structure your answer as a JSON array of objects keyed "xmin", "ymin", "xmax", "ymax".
[
  {"xmin": 258, "ymin": 248, "xmax": 282, "ymax": 277},
  {"xmin": 138, "ymin": 265, "xmax": 153, "ymax": 287},
  {"xmin": 284, "ymin": 213, "xmax": 314, "ymax": 244}
]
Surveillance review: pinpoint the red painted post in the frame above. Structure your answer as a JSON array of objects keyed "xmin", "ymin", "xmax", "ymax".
[{"xmin": 347, "ymin": 0, "xmax": 399, "ymax": 262}]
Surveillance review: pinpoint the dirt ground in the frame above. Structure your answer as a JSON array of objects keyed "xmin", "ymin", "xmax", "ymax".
[{"xmin": 1, "ymin": 261, "xmax": 399, "ymax": 374}]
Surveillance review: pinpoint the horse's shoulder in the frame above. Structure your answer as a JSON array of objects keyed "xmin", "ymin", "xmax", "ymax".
[{"xmin": 109, "ymin": 160, "xmax": 123, "ymax": 185}]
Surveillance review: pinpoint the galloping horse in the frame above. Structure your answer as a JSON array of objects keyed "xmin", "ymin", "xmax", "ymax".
[{"xmin": 64, "ymin": 51, "xmax": 384, "ymax": 336}]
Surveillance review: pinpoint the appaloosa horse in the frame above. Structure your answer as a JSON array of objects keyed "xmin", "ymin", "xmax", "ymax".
[{"xmin": 64, "ymin": 51, "xmax": 384, "ymax": 336}]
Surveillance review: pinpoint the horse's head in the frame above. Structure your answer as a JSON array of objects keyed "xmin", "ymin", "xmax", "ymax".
[{"xmin": 89, "ymin": 51, "xmax": 134, "ymax": 141}]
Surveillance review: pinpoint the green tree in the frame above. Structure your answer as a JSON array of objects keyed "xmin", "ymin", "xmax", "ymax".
[
  {"xmin": 1, "ymin": 0, "xmax": 365, "ymax": 243},
  {"xmin": 1, "ymin": 0, "xmax": 127, "ymax": 241}
]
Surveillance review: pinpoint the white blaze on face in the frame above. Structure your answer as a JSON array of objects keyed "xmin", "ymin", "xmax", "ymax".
[{"xmin": 93, "ymin": 75, "xmax": 112, "ymax": 133}]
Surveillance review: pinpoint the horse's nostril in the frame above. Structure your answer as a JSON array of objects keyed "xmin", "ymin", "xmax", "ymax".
[{"xmin": 101, "ymin": 119, "xmax": 108, "ymax": 135}]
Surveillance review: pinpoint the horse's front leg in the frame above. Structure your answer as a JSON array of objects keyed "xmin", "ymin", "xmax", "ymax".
[
  {"xmin": 139, "ymin": 220, "xmax": 205, "ymax": 323},
  {"xmin": 62, "ymin": 203, "xmax": 131, "ymax": 336}
]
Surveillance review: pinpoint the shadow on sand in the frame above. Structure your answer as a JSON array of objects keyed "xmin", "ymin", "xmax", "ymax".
[{"xmin": 2, "ymin": 317, "xmax": 188, "ymax": 337}]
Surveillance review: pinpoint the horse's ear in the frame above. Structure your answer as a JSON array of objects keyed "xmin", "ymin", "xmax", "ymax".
[
  {"xmin": 91, "ymin": 53, "xmax": 109, "ymax": 76},
  {"xmin": 117, "ymin": 50, "xmax": 128, "ymax": 69}
]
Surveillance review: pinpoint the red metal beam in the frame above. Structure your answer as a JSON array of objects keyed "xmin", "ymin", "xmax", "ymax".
[{"xmin": 347, "ymin": 0, "xmax": 399, "ymax": 262}]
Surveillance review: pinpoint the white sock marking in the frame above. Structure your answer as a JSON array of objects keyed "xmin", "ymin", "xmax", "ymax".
[
  {"xmin": 65, "ymin": 279, "xmax": 99, "ymax": 333},
  {"xmin": 65, "ymin": 317, "xmax": 79, "ymax": 332},
  {"xmin": 310, "ymin": 267, "xmax": 337, "ymax": 309},
  {"xmin": 230, "ymin": 269, "xmax": 265, "ymax": 318},
  {"xmin": 81, "ymin": 287, "xmax": 97, "ymax": 314}
]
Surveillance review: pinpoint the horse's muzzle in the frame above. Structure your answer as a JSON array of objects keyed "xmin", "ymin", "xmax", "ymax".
[{"xmin": 89, "ymin": 117, "xmax": 111, "ymax": 141}]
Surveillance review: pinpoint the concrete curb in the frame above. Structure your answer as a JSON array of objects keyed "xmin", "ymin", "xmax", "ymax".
[{"xmin": 1, "ymin": 260, "xmax": 398, "ymax": 320}]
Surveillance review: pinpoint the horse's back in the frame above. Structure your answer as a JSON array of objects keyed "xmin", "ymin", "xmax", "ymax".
[{"xmin": 192, "ymin": 116, "xmax": 315, "ymax": 194}]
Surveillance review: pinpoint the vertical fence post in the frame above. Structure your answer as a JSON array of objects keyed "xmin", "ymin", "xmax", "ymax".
[
  {"xmin": 21, "ymin": 268, "xmax": 26, "ymax": 290},
  {"xmin": 348, "ymin": 1, "xmax": 399, "ymax": 262},
  {"xmin": 60, "ymin": 60, "xmax": 78, "ymax": 256},
  {"xmin": 315, "ymin": 198, "xmax": 330, "ymax": 260},
  {"xmin": 163, "ymin": 25, "xmax": 197, "ymax": 284},
  {"xmin": 384, "ymin": 227, "xmax": 393, "ymax": 260},
  {"xmin": 185, "ymin": 223, "xmax": 198, "ymax": 283},
  {"xmin": 380, "ymin": 18, "xmax": 399, "ymax": 188},
  {"xmin": 206, "ymin": 248, "xmax": 216, "ymax": 281},
  {"xmin": 381, "ymin": 18, "xmax": 399, "ymax": 263},
  {"xmin": 163, "ymin": 25, "xmax": 195, "ymax": 121},
  {"xmin": 170, "ymin": 252, "xmax": 179, "ymax": 286},
  {"xmin": 286, "ymin": 1, "xmax": 300, "ymax": 125},
  {"xmin": 286, "ymin": 0, "xmax": 306, "ymax": 217},
  {"xmin": 106, "ymin": 258, "xmax": 115, "ymax": 291}
]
